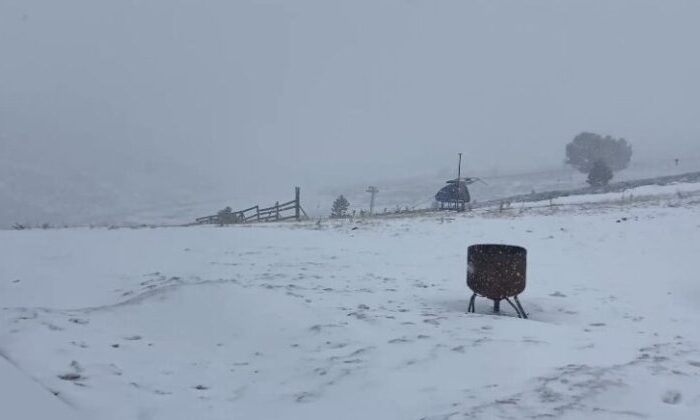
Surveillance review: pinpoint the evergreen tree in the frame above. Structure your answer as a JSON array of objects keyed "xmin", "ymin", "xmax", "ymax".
[
  {"xmin": 566, "ymin": 132, "xmax": 632, "ymax": 185},
  {"xmin": 586, "ymin": 160, "xmax": 614, "ymax": 187},
  {"xmin": 218, "ymin": 206, "xmax": 234, "ymax": 225},
  {"xmin": 330, "ymin": 195, "xmax": 350, "ymax": 218}
]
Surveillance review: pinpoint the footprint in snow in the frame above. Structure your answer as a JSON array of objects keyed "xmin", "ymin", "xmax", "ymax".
[
  {"xmin": 323, "ymin": 341, "xmax": 348, "ymax": 349},
  {"xmin": 309, "ymin": 324, "xmax": 327, "ymax": 333},
  {"xmin": 59, "ymin": 361, "xmax": 84, "ymax": 381},
  {"xmin": 347, "ymin": 312, "xmax": 368, "ymax": 320},
  {"xmin": 123, "ymin": 335, "xmax": 142, "ymax": 341},
  {"xmin": 662, "ymin": 390, "xmax": 682, "ymax": 405},
  {"xmin": 43, "ymin": 322, "xmax": 64, "ymax": 331},
  {"xmin": 295, "ymin": 391, "xmax": 317, "ymax": 403},
  {"xmin": 58, "ymin": 373, "xmax": 83, "ymax": 383}
]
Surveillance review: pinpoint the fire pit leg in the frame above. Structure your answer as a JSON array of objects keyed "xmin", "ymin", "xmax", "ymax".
[
  {"xmin": 493, "ymin": 299, "xmax": 501, "ymax": 313},
  {"xmin": 468, "ymin": 293, "xmax": 477, "ymax": 313},
  {"xmin": 504, "ymin": 297, "xmax": 524, "ymax": 318},
  {"xmin": 513, "ymin": 296, "xmax": 528, "ymax": 319}
]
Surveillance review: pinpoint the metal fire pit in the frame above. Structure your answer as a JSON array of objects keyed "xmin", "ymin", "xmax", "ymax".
[{"xmin": 467, "ymin": 244, "xmax": 528, "ymax": 318}]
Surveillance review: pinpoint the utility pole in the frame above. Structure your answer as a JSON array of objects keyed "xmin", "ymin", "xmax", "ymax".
[
  {"xmin": 457, "ymin": 152, "xmax": 462, "ymax": 180},
  {"xmin": 457, "ymin": 153, "xmax": 464, "ymax": 212},
  {"xmin": 366, "ymin": 186, "xmax": 379, "ymax": 215}
]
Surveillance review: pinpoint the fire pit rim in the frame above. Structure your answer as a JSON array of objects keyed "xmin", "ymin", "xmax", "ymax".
[{"xmin": 467, "ymin": 243, "xmax": 526, "ymax": 255}]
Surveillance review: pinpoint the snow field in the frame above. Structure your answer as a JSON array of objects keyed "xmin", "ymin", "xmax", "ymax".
[{"xmin": 1, "ymin": 189, "xmax": 700, "ymax": 419}]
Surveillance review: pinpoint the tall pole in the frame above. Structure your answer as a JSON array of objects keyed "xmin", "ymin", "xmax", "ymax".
[
  {"xmin": 457, "ymin": 153, "xmax": 464, "ymax": 212},
  {"xmin": 366, "ymin": 186, "xmax": 379, "ymax": 215},
  {"xmin": 457, "ymin": 152, "xmax": 462, "ymax": 180}
]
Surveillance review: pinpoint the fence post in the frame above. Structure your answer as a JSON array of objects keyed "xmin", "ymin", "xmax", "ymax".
[
  {"xmin": 295, "ymin": 187, "xmax": 300, "ymax": 221},
  {"xmin": 275, "ymin": 201, "xmax": 279, "ymax": 220},
  {"xmin": 256, "ymin": 206, "xmax": 260, "ymax": 221}
]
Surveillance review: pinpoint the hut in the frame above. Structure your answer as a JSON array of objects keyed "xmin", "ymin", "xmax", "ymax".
[{"xmin": 434, "ymin": 153, "xmax": 482, "ymax": 211}]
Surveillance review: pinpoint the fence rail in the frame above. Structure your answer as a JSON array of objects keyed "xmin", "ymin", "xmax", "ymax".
[{"xmin": 194, "ymin": 187, "xmax": 307, "ymax": 226}]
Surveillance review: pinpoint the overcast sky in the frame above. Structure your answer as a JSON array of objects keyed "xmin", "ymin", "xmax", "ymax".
[{"xmin": 2, "ymin": 0, "xmax": 699, "ymax": 203}]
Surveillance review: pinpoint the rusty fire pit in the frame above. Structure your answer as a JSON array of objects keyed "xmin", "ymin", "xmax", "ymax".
[{"xmin": 467, "ymin": 244, "xmax": 528, "ymax": 318}]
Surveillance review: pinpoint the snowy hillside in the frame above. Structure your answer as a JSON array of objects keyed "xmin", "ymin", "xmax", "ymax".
[
  {"xmin": 314, "ymin": 157, "xmax": 700, "ymax": 216},
  {"xmin": 1, "ymin": 182, "xmax": 700, "ymax": 419},
  {"xmin": 3, "ymin": 132, "xmax": 699, "ymax": 228}
]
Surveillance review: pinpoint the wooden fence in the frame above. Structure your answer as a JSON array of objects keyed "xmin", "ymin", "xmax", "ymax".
[{"xmin": 195, "ymin": 187, "xmax": 307, "ymax": 225}]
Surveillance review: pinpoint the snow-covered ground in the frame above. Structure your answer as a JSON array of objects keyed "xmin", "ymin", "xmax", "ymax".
[{"xmin": 1, "ymin": 182, "xmax": 700, "ymax": 419}]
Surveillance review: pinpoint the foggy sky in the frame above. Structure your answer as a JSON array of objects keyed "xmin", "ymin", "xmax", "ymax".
[{"xmin": 2, "ymin": 0, "xmax": 700, "ymax": 206}]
